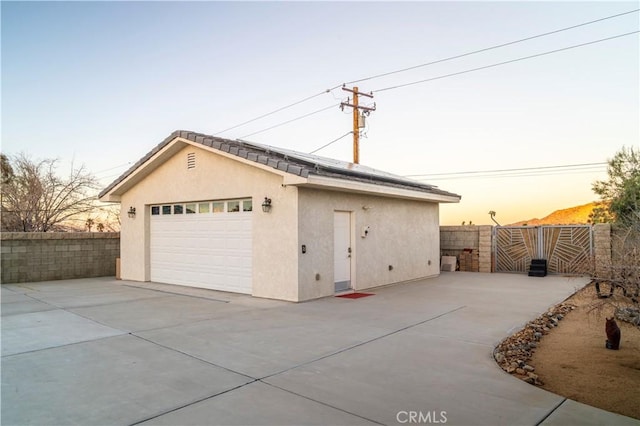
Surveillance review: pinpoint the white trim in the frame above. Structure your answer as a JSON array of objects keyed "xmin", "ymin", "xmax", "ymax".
[{"xmin": 300, "ymin": 175, "xmax": 461, "ymax": 203}]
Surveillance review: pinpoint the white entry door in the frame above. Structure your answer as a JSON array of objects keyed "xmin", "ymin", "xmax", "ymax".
[{"xmin": 334, "ymin": 211, "xmax": 352, "ymax": 292}]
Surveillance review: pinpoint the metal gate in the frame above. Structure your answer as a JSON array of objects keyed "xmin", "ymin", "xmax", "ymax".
[{"xmin": 494, "ymin": 225, "xmax": 592, "ymax": 275}]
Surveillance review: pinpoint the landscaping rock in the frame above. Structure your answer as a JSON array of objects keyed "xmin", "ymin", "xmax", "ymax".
[
  {"xmin": 615, "ymin": 307, "xmax": 640, "ymax": 327},
  {"xmin": 493, "ymin": 300, "xmax": 575, "ymax": 386}
]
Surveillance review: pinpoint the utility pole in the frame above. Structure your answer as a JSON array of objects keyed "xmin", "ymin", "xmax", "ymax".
[{"xmin": 340, "ymin": 86, "xmax": 375, "ymax": 164}]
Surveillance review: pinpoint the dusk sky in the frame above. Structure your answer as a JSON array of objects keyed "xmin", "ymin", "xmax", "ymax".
[{"xmin": 2, "ymin": 1, "xmax": 638, "ymax": 225}]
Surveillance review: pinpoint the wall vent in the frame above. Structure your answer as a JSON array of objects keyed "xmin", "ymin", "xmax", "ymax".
[{"xmin": 187, "ymin": 152, "xmax": 196, "ymax": 169}]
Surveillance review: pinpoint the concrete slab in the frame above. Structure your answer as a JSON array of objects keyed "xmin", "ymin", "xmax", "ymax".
[
  {"xmin": 1, "ymin": 334, "xmax": 253, "ymax": 426},
  {"xmin": 69, "ymin": 294, "xmax": 254, "ymax": 333},
  {"xmin": 4, "ymin": 277, "xmax": 119, "ymax": 293},
  {"xmin": 2, "ymin": 274, "xmax": 635, "ymax": 426},
  {"xmin": 1, "ymin": 309, "xmax": 125, "ymax": 356},
  {"xmin": 264, "ymin": 325, "xmax": 564, "ymax": 425},
  {"xmin": 1, "ymin": 298, "xmax": 55, "ymax": 316},
  {"xmin": 140, "ymin": 380, "xmax": 377, "ymax": 425},
  {"xmin": 2, "ymin": 287, "xmax": 56, "ymax": 316},
  {"xmin": 540, "ymin": 399, "xmax": 640, "ymax": 425},
  {"xmin": 136, "ymin": 304, "xmax": 417, "ymax": 378},
  {"xmin": 11, "ymin": 283, "xmax": 165, "ymax": 309}
]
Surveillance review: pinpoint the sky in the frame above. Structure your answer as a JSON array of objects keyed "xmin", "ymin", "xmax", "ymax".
[{"xmin": 2, "ymin": 1, "xmax": 638, "ymax": 226}]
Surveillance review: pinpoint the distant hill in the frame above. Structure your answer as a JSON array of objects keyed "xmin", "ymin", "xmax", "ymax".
[{"xmin": 508, "ymin": 202, "xmax": 597, "ymax": 226}]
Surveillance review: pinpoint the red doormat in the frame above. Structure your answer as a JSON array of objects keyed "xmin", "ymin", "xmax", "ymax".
[{"xmin": 336, "ymin": 292, "xmax": 374, "ymax": 299}]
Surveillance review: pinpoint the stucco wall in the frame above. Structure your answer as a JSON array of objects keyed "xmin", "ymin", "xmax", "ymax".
[
  {"xmin": 1, "ymin": 232, "xmax": 119, "ymax": 283},
  {"xmin": 117, "ymin": 143, "xmax": 300, "ymax": 301},
  {"xmin": 297, "ymin": 188, "xmax": 441, "ymax": 301}
]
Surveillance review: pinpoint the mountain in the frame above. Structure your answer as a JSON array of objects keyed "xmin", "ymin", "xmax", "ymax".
[{"xmin": 508, "ymin": 202, "xmax": 597, "ymax": 226}]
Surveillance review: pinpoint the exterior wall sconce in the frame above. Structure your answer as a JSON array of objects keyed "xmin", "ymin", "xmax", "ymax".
[
  {"xmin": 261, "ymin": 197, "xmax": 272, "ymax": 213},
  {"xmin": 127, "ymin": 206, "xmax": 136, "ymax": 218}
]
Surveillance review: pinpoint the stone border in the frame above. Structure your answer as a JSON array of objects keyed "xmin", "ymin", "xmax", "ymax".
[{"xmin": 493, "ymin": 302, "xmax": 576, "ymax": 386}]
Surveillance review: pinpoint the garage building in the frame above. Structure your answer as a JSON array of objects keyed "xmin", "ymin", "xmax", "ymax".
[{"xmin": 99, "ymin": 130, "xmax": 461, "ymax": 302}]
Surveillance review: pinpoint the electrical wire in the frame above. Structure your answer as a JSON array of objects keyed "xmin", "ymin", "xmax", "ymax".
[
  {"xmin": 407, "ymin": 163, "xmax": 607, "ymax": 181},
  {"xmin": 405, "ymin": 162, "xmax": 606, "ymax": 178},
  {"xmin": 239, "ymin": 104, "xmax": 339, "ymax": 139},
  {"xmin": 309, "ymin": 132, "xmax": 353, "ymax": 154},
  {"xmin": 208, "ymin": 10, "xmax": 637, "ymax": 141},
  {"xmin": 95, "ymin": 162, "xmax": 132, "ymax": 175},
  {"xmin": 374, "ymin": 31, "xmax": 639, "ymax": 92},
  {"xmin": 420, "ymin": 169, "xmax": 606, "ymax": 181},
  {"xmin": 346, "ymin": 9, "xmax": 639, "ymax": 86},
  {"xmin": 213, "ymin": 90, "xmax": 337, "ymax": 136}
]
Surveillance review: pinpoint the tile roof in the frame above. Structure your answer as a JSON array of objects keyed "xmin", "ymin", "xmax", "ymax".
[{"xmin": 99, "ymin": 130, "xmax": 460, "ymax": 200}]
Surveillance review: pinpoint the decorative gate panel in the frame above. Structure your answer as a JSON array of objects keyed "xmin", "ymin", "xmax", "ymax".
[
  {"xmin": 494, "ymin": 226, "xmax": 592, "ymax": 275},
  {"xmin": 495, "ymin": 227, "xmax": 538, "ymax": 273},
  {"xmin": 541, "ymin": 226, "xmax": 592, "ymax": 275}
]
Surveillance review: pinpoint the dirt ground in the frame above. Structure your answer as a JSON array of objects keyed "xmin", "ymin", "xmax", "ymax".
[{"xmin": 529, "ymin": 283, "xmax": 640, "ymax": 420}]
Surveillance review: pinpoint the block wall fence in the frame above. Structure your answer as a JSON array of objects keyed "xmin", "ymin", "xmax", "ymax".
[
  {"xmin": 0, "ymin": 224, "xmax": 623, "ymax": 284},
  {"xmin": 1, "ymin": 232, "xmax": 120, "ymax": 284},
  {"xmin": 441, "ymin": 224, "xmax": 615, "ymax": 275},
  {"xmin": 440, "ymin": 225, "xmax": 492, "ymax": 273}
]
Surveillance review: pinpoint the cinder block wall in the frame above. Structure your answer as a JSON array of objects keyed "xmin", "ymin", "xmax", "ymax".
[
  {"xmin": 593, "ymin": 223, "xmax": 611, "ymax": 278},
  {"xmin": 440, "ymin": 226, "xmax": 492, "ymax": 272},
  {"xmin": 1, "ymin": 233, "xmax": 120, "ymax": 284}
]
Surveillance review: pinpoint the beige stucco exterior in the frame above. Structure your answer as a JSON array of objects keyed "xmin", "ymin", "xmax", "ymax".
[
  {"xmin": 102, "ymin": 136, "xmax": 457, "ymax": 302},
  {"xmin": 297, "ymin": 188, "xmax": 440, "ymax": 301}
]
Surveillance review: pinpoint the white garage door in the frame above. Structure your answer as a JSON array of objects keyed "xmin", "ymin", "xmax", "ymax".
[{"xmin": 150, "ymin": 199, "xmax": 252, "ymax": 294}]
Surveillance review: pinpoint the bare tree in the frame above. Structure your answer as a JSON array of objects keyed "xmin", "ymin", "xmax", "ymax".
[
  {"xmin": 1, "ymin": 153, "xmax": 13, "ymax": 184},
  {"xmin": 589, "ymin": 147, "xmax": 640, "ymax": 325},
  {"xmin": 1, "ymin": 153, "xmax": 99, "ymax": 232}
]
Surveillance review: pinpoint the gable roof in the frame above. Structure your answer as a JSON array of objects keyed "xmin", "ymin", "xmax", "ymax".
[{"xmin": 99, "ymin": 130, "xmax": 461, "ymax": 203}]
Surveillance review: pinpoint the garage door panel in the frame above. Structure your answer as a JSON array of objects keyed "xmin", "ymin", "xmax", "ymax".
[{"xmin": 150, "ymin": 206, "xmax": 252, "ymax": 294}]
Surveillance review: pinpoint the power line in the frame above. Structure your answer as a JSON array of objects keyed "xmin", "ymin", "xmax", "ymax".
[
  {"xmin": 95, "ymin": 162, "xmax": 132, "ymax": 175},
  {"xmin": 213, "ymin": 89, "xmax": 340, "ymax": 136},
  {"xmin": 407, "ymin": 163, "xmax": 607, "ymax": 181},
  {"xmin": 309, "ymin": 132, "xmax": 353, "ymax": 154},
  {"xmin": 375, "ymin": 31, "xmax": 639, "ymax": 92},
  {"xmin": 420, "ymin": 168, "xmax": 606, "ymax": 181},
  {"xmin": 239, "ymin": 104, "xmax": 339, "ymax": 139},
  {"xmin": 346, "ymin": 9, "xmax": 639, "ymax": 86},
  {"xmin": 209, "ymin": 10, "xmax": 638, "ymax": 143},
  {"xmin": 405, "ymin": 162, "xmax": 606, "ymax": 178}
]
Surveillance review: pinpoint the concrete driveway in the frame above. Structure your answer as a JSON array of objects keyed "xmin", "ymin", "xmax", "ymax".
[{"xmin": 2, "ymin": 273, "xmax": 638, "ymax": 426}]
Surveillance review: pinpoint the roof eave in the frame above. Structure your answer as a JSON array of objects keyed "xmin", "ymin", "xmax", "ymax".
[
  {"xmin": 98, "ymin": 136, "xmax": 294, "ymax": 203},
  {"xmin": 298, "ymin": 175, "xmax": 461, "ymax": 203}
]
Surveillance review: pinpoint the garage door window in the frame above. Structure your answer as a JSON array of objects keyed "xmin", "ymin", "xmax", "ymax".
[
  {"xmin": 212, "ymin": 202, "xmax": 225, "ymax": 213},
  {"xmin": 152, "ymin": 199, "xmax": 251, "ymax": 216}
]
